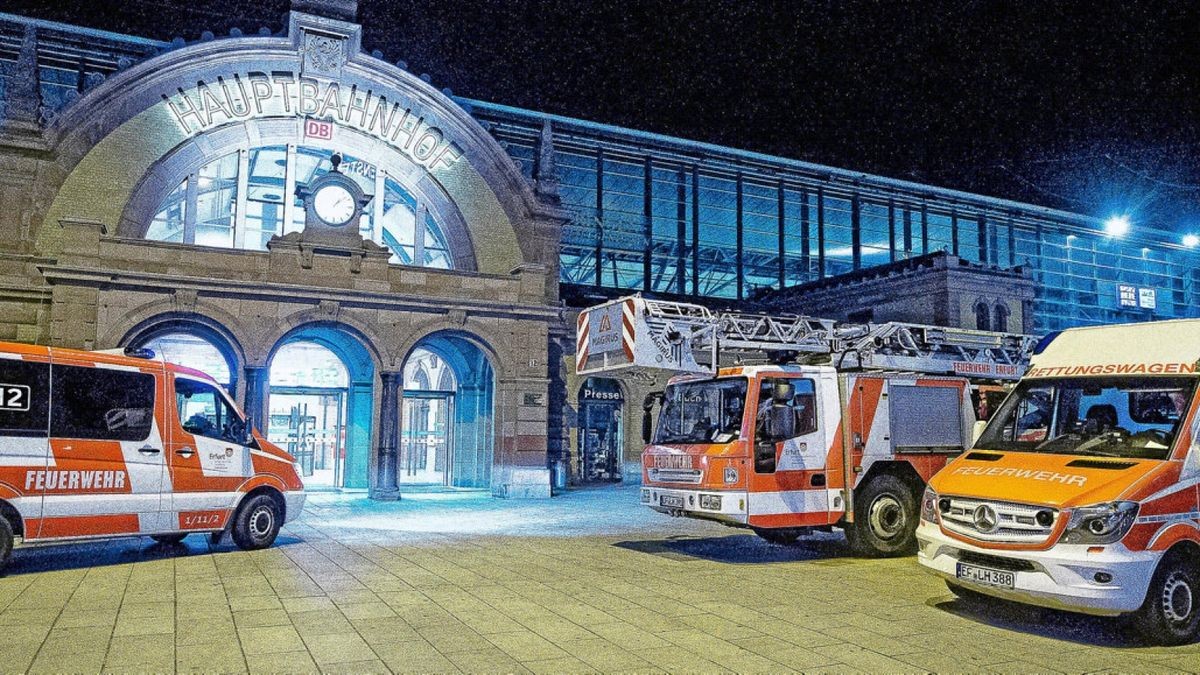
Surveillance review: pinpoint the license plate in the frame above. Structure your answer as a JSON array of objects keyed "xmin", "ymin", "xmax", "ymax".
[
  {"xmin": 660, "ymin": 494, "xmax": 684, "ymax": 508},
  {"xmin": 956, "ymin": 562, "xmax": 1015, "ymax": 589}
]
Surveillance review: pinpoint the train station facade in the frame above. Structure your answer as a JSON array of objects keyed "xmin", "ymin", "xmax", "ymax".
[{"xmin": 1, "ymin": 2, "xmax": 1197, "ymax": 495}]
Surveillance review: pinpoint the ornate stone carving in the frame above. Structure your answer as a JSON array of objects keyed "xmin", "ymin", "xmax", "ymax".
[{"xmin": 302, "ymin": 30, "xmax": 346, "ymax": 78}]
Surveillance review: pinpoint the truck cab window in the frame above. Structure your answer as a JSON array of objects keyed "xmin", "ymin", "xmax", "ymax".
[
  {"xmin": 176, "ymin": 378, "xmax": 246, "ymax": 444},
  {"xmin": 756, "ymin": 378, "xmax": 818, "ymax": 440}
]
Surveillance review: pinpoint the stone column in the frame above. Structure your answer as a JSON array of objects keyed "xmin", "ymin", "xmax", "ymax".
[
  {"xmin": 242, "ymin": 366, "xmax": 270, "ymax": 434},
  {"xmin": 374, "ymin": 371, "xmax": 402, "ymax": 500}
]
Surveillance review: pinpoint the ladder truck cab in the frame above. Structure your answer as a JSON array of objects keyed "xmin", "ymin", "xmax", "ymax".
[{"xmin": 576, "ymin": 295, "xmax": 1034, "ymax": 556}]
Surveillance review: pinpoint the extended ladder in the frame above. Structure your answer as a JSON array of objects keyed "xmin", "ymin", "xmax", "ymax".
[{"xmin": 576, "ymin": 294, "xmax": 1035, "ymax": 381}]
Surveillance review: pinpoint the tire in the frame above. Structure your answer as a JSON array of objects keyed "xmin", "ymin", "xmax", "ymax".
[
  {"xmin": 0, "ymin": 517, "xmax": 12, "ymax": 575},
  {"xmin": 755, "ymin": 528, "xmax": 801, "ymax": 546},
  {"xmin": 845, "ymin": 474, "xmax": 919, "ymax": 557},
  {"xmin": 231, "ymin": 494, "xmax": 282, "ymax": 551},
  {"xmin": 151, "ymin": 533, "xmax": 187, "ymax": 545},
  {"xmin": 1132, "ymin": 552, "xmax": 1200, "ymax": 646}
]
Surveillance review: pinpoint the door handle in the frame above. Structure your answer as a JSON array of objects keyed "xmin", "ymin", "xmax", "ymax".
[
  {"xmin": 138, "ymin": 445, "xmax": 161, "ymax": 455},
  {"xmin": 176, "ymin": 447, "xmax": 195, "ymax": 459}
]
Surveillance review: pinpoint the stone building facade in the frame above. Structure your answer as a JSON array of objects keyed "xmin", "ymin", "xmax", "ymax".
[
  {"xmin": 757, "ymin": 252, "xmax": 1038, "ymax": 334},
  {"xmin": 0, "ymin": 5, "xmax": 568, "ymax": 498}
]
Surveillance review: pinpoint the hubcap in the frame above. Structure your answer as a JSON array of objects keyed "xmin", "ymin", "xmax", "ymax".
[
  {"xmin": 249, "ymin": 506, "xmax": 274, "ymax": 539},
  {"xmin": 868, "ymin": 494, "xmax": 905, "ymax": 540},
  {"xmin": 1162, "ymin": 573, "xmax": 1194, "ymax": 624}
]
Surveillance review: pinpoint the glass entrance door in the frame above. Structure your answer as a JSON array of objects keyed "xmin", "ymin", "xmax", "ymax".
[
  {"xmin": 579, "ymin": 401, "xmax": 623, "ymax": 482},
  {"xmin": 401, "ymin": 392, "xmax": 454, "ymax": 485},
  {"xmin": 269, "ymin": 388, "xmax": 346, "ymax": 489}
]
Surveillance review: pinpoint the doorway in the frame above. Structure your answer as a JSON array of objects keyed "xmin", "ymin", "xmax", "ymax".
[
  {"xmin": 270, "ymin": 388, "xmax": 345, "ymax": 488},
  {"xmin": 268, "ymin": 338, "xmax": 365, "ymax": 490},
  {"xmin": 578, "ymin": 378, "xmax": 624, "ymax": 483},
  {"xmin": 400, "ymin": 391, "xmax": 454, "ymax": 485},
  {"xmin": 401, "ymin": 336, "xmax": 494, "ymax": 489}
]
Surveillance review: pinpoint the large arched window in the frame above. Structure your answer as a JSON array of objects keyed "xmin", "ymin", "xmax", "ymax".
[
  {"xmin": 146, "ymin": 145, "xmax": 453, "ymax": 268},
  {"xmin": 141, "ymin": 332, "xmax": 233, "ymax": 391}
]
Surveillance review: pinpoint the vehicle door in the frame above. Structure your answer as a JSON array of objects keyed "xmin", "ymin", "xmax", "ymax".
[
  {"xmin": 748, "ymin": 375, "xmax": 830, "ymax": 526},
  {"xmin": 166, "ymin": 375, "xmax": 253, "ymax": 532},
  {"xmin": 44, "ymin": 359, "xmax": 164, "ymax": 538},
  {"xmin": 0, "ymin": 352, "xmax": 52, "ymax": 539}
]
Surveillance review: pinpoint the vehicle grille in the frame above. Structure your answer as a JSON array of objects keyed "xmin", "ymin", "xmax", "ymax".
[
  {"xmin": 647, "ymin": 468, "xmax": 703, "ymax": 484},
  {"xmin": 955, "ymin": 549, "xmax": 1036, "ymax": 572},
  {"xmin": 940, "ymin": 496, "xmax": 1058, "ymax": 544}
]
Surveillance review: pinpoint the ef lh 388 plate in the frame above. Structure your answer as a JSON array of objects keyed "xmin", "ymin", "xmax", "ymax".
[
  {"xmin": 956, "ymin": 562, "xmax": 1015, "ymax": 589},
  {"xmin": 659, "ymin": 494, "xmax": 684, "ymax": 508}
]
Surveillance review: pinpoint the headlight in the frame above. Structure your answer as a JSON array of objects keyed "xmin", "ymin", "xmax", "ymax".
[
  {"xmin": 699, "ymin": 494, "xmax": 722, "ymax": 510},
  {"xmin": 1061, "ymin": 501, "xmax": 1139, "ymax": 545},
  {"xmin": 920, "ymin": 487, "xmax": 938, "ymax": 523}
]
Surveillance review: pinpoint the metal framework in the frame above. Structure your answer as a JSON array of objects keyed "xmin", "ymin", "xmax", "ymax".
[{"xmin": 577, "ymin": 294, "xmax": 1036, "ymax": 382}]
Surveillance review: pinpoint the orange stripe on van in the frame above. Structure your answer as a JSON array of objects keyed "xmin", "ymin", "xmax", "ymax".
[{"xmin": 31, "ymin": 514, "xmax": 140, "ymax": 538}]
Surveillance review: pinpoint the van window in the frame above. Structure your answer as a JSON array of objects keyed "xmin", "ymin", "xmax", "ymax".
[
  {"xmin": 176, "ymin": 378, "xmax": 245, "ymax": 443},
  {"xmin": 50, "ymin": 365, "xmax": 155, "ymax": 441},
  {"xmin": 0, "ymin": 359, "xmax": 50, "ymax": 437}
]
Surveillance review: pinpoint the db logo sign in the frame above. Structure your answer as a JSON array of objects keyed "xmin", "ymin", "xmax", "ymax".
[{"xmin": 304, "ymin": 118, "xmax": 334, "ymax": 140}]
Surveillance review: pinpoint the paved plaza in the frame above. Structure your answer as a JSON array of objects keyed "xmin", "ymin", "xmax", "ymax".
[{"xmin": 0, "ymin": 486, "xmax": 1197, "ymax": 674}]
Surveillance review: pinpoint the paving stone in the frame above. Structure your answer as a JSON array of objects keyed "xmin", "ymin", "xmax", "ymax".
[{"xmin": 6, "ymin": 488, "xmax": 1200, "ymax": 673}]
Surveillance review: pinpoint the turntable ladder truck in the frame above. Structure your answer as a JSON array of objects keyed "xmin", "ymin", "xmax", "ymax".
[{"xmin": 576, "ymin": 294, "xmax": 1036, "ymax": 555}]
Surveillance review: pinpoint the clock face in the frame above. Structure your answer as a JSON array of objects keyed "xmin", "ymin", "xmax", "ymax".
[{"xmin": 312, "ymin": 183, "xmax": 357, "ymax": 226}]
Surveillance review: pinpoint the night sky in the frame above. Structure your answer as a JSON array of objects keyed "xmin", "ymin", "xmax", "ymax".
[{"xmin": 4, "ymin": 0, "xmax": 1198, "ymax": 231}]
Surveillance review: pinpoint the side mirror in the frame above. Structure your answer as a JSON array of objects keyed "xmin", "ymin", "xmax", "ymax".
[
  {"xmin": 642, "ymin": 392, "xmax": 663, "ymax": 444},
  {"xmin": 972, "ymin": 420, "xmax": 988, "ymax": 444}
]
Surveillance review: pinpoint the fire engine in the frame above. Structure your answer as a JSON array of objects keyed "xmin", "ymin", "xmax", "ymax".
[
  {"xmin": 577, "ymin": 294, "xmax": 1034, "ymax": 556},
  {"xmin": 0, "ymin": 341, "xmax": 306, "ymax": 573},
  {"xmin": 919, "ymin": 319, "xmax": 1200, "ymax": 644}
]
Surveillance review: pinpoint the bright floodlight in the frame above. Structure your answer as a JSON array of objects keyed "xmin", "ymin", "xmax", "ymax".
[
  {"xmin": 1104, "ymin": 214, "xmax": 1131, "ymax": 237},
  {"xmin": 1183, "ymin": 234, "xmax": 1200, "ymax": 248}
]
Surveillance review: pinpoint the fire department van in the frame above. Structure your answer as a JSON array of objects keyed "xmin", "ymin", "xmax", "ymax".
[
  {"xmin": 918, "ymin": 319, "xmax": 1200, "ymax": 644},
  {"xmin": 0, "ymin": 341, "xmax": 306, "ymax": 572}
]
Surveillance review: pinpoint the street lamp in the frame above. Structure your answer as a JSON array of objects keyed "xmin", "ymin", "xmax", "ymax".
[
  {"xmin": 1104, "ymin": 215, "xmax": 1131, "ymax": 237},
  {"xmin": 1183, "ymin": 234, "xmax": 1200, "ymax": 248}
]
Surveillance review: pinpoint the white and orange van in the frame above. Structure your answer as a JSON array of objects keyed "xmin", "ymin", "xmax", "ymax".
[
  {"xmin": 918, "ymin": 320, "xmax": 1200, "ymax": 644},
  {"xmin": 0, "ymin": 341, "xmax": 305, "ymax": 572}
]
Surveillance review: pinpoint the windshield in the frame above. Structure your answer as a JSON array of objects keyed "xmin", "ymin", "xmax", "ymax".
[
  {"xmin": 976, "ymin": 376, "xmax": 1196, "ymax": 460},
  {"xmin": 654, "ymin": 377, "xmax": 748, "ymax": 445}
]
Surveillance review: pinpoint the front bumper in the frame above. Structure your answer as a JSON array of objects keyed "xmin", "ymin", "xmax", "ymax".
[
  {"xmin": 641, "ymin": 486, "xmax": 747, "ymax": 525},
  {"xmin": 916, "ymin": 520, "xmax": 1158, "ymax": 616},
  {"xmin": 283, "ymin": 491, "xmax": 307, "ymax": 524}
]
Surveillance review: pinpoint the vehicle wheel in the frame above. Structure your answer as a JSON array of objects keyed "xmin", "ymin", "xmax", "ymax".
[
  {"xmin": 1132, "ymin": 552, "xmax": 1200, "ymax": 645},
  {"xmin": 231, "ymin": 494, "xmax": 282, "ymax": 551},
  {"xmin": 754, "ymin": 528, "xmax": 801, "ymax": 546},
  {"xmin": 845, "ymin": 474, "xmax": 919, "ymax": 557},
  {"xmin": 0, "ymin": 517, "xmax": 12, "ymax": 575},
  {"xmin": 150, "ymin": 533, "xmax": 187, "ymax": 545},
  {"xmin": 946, "ymin": 581, "xmax": 989, "ymax": 604}
]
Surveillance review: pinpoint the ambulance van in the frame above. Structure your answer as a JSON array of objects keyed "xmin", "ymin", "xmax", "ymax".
[
  {"xmin": 0, "ymin": 341, "xmax": 305, "ymax": 572},
  {"xmin": 917, "ymin": 319, "xmax": 1200, "ymax": 644}
]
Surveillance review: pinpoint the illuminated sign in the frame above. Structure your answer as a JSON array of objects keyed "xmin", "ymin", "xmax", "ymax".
[
  {"xmin": 162, "ymin": 72, "xmax": 463, "ymax": 172},
  {"xmin": 1118, "ymin": 284, "xmax": 1157, "ymax": 310}
]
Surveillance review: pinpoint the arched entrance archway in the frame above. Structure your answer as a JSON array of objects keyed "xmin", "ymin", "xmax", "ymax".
[
  {"xmin": 124, "ymin": 319, "xmax": 242, "ymax": 395},
  {"xmin": 577, "ymin": 377, "xmax": 625, "ymax": 483},
  {"xmin": 268, "ymin": 326, "xmax": 375, "ymax": 490},
  {"xmin": 400, "ymin": 334, "xmax": 494, "ymax": 488}
]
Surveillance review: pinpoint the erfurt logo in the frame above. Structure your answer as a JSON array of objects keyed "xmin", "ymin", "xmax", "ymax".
[
  {"xmin": 208, "ymin": 447, "xmax": 235, "ymax": 461},
  {"xmin": 25, "ymin": 470, "xmax": 126, "ymax": 491}
]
